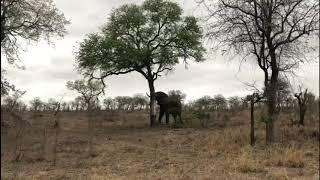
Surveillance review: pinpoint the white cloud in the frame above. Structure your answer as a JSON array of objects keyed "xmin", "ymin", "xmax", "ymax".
[{"xmin": 3, "ymin": 0, "xmax": 319, "ymax": 103}]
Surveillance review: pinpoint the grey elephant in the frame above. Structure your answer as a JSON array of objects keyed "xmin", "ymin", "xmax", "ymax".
[{"xmin": 154, "ymin": 91, "xmax": 183, "ymax": 125}]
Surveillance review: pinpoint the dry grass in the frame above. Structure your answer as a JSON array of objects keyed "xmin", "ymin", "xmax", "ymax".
[
  {"xmin": 1, "ymin": 110, "xmax": 319, "ymax": 179},
  {"xmin": 264, "ymin": 147, "xmax": 305, "ymax": 168}
]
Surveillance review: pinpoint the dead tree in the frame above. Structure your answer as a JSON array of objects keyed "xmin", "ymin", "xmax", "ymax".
[
  {"xmin": 294, "ymin": 88, "xmax": 311, "ymax": 126},
  {"xmin": 246, "ymin": 92, "xmax": 264, "ymax": 146}
]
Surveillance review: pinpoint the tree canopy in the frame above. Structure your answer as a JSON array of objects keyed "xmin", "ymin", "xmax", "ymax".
[
  {"xmin": 66, "ymin": 79, "xmax": 104, "ymax": 106},
  {"xmin": 1, "ymin": 0, "xmax": 70, "ymax": 63},
  {"xmin": 76, "ymin": 0, "xmax": 204, "ymax": 81},
  {"xmin": 200, "ymin": 0, "xmax": 319, "ymax": 143},
  {"xmin": 76, "ymin": 0, "xmax": 205, "ymax": 126}
]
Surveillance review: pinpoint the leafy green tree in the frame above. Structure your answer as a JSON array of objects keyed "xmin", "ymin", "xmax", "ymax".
[
  {"xmin": 66, "ymin": 79, "xmax": 104, "ymax": 110},
  {"xmin": 66, "ymin": 79, "xmax": 104, "ymax": 156},
  {"xmin": 76, "ymin": 0, "xmax": 205, "ymax": 126}
]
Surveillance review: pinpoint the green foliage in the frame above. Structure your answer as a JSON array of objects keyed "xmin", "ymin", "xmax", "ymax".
[
  {"xmin": 66, "ymin": 79, "xmax": 104, "ymax": 104},
  {"xmin": 1, "ymin": 0, "xmax": 70, "ymax": 63},
  {"xmin": 76, "ymin": 0, "xmax": 205, "ymax": 81}
]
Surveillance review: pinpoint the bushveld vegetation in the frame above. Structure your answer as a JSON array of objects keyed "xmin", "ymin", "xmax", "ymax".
[
  {"xmin": 1, "ymin": 87, "xmax": 319, "ymax": 179},
  {"xmin": 1, "ymin": 0, "xmax": 319, "ymax": 179}
]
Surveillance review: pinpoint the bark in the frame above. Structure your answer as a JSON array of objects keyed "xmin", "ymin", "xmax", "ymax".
[
  {"xmin": 148, "ymin": 79, "xmax": 156, "ymax": 127},
  {"xmin": 266, "ymin": 73, "xmax": 278, "ymax": 144},
  {"xmin": 299, "ymin": 108, "xmax": 306, "ymax": 126}
]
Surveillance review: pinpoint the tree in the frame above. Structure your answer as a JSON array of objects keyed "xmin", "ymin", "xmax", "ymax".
[
  {"xmin": 76, "ymin": 0, "xmax": 205, "ymax": 126},
  {"xmin": 228, "ymin": 96, "xmax": 241, "ymax": 113},
  {"xmin": 212, "ymin": 94, "xmax": 227, "ymax": 111},
  {"xmin": 245, "ymin": 92, "xmax": 264, "ymax": 146},
  {"xmin": 1, "ymin": 68, "xmax": 15, "ymax": 96},
  {"xmin": 66, "ymin": 79, "xmax": 104, "ymax": 156},
  {"xmin": 1, "ymin": 0, "xmax": 70, "ymax": 63},
  {"xmin": 275, "ymin": 77, "xmax": 291, "ymax": 112},
  {"xmin": 195, "ymin": 95, "xmax": 213, "ymax": 111},
  {"xmin": 201, "ymin": 0, "xmax": 319, "ymax": 143},
  {"xmin": 168, "ymin": 90, "xmax": 186, "ymax": 103},
  {"xmin": 132, "ymin": 93, "xmax": 148, "ymax": 110},
  {"xmin": 73, "ymin": 96, "xmax": 85, "ymax": 111},
  {"xmin": 103, "ymin": 97, "xmax": 115, "ymax": 110},
  {"xmin": 2, "ymin": 89, "xmax": 26, "ymax": 111},
  {"xmin": 294, "ymin": 87, "xmax": 315, "ymax": 126},
  {"xmin": 29, "ymin": 97, "xmax": 43, "ymax": 111},
  {"xmin": 47, "ymin": 98, "xmax": 59, "ymax": 111}
]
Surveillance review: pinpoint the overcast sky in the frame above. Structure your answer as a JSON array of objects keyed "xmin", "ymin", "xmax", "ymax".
[{"xmin": 2, "ymin": 0, "xmax": 319, "ymax": 103}]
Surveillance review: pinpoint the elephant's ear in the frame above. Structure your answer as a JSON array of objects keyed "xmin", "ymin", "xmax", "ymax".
[
  {"xmin": 155, "ymin": 91, "xmax": 169, "ymax": 105},
  {"xmin": 158, "ymin": 97, "xmax": 169, "ymax": 105}
]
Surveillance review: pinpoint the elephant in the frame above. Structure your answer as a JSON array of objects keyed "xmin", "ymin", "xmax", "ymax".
[{"xmin": 154, "ymin": 91, "xmax": 183, "ymax": 125}]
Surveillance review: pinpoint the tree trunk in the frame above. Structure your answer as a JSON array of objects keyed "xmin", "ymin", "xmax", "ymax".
[
  {"xmin": 265, "ymin": 71, "xmax": 278, "ymax": 144},
  {"xmin": 148, "ymin": 80, "xmax": 156, "ymax": 127},
  {"xmin": 250, "ymin": 100, "xmax": 255, "ymax": 146},
  {"xmin": 299, "ymin": 106, "xmax": 306, "ymax": 126},
  {"xmin": 87, "ymin": 102, "xmax": 94, "ymax": 156}
]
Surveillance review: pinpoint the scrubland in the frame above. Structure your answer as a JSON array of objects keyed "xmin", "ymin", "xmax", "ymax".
[{"xmin": 1, "ymin": 110, "xmax": 319, "ymax": 180}]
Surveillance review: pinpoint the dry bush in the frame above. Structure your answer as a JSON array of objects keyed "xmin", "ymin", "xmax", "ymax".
[
  {"xmin": 264, "ymin": 147, "xmax": 304, "ymax": 168},
  {"xmin": 266, "ymin": 168, "xmax": 289, "ymax": 180},
  {"xmin": 231, "ymin": 147, "xmax": 264, "ymax": 173}
]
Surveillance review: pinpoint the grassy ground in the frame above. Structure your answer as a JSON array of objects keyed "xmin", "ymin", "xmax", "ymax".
[{"xmin": 1, "ymin": 110, "xmax": 319, "ymax": 180}]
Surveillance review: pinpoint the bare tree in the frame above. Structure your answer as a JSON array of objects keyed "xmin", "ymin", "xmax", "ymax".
[
  {"xmin": 201, "ymin": 0, "xmax": 319, "ymax": 143},
  {"xmin": 245, "ymin": 92, "xmax": 264, "ymax": 146},
  {"xmin": 294, "ymin": 87, "xmax": 315, "ymax": 126}
]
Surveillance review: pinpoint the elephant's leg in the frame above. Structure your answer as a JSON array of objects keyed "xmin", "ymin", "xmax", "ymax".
[
  {"xmin": 165, "ymin": 112, "xmax": 170, "ymax": 125},
  {"xmin": 158, "ymin": 108, "xmax": 164, "ymax": 124},
  {"xmin": 179, "ymin": 113, "xmax": 183, "ymax": 124},
  {"xmin": 173, "ymin": 114, "xmax": 177, "ymax": 124}
]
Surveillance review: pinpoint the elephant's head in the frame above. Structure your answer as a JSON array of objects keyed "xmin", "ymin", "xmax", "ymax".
[{"xmin": 154, "ymin": 91, "xmax": 169, "ymax": 105}]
